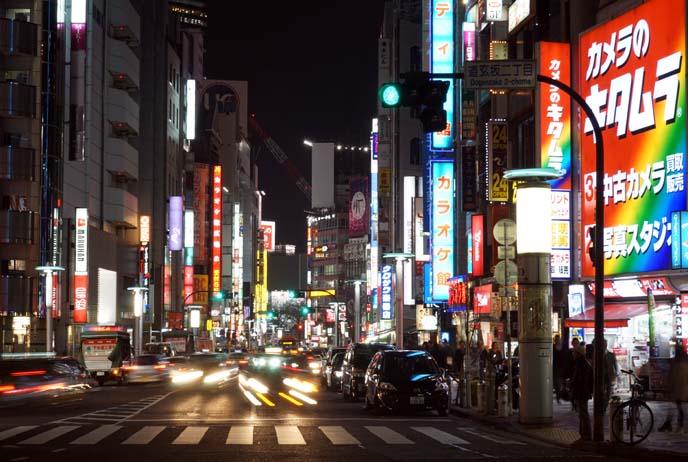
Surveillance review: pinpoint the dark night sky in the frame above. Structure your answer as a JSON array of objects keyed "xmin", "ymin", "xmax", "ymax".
[{"xmin": 206, "ymin": 1, "xmax": 385, "ymax": 251}]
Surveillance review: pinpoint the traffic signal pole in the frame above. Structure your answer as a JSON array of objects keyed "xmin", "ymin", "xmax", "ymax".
[{"xmin": 381, "ymin": 71, "xmax": 606, "ymax": 439}]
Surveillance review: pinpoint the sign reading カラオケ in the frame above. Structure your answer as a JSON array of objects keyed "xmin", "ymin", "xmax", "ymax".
[{"xmin": 579, "ymin": 0, "xmax": 687, "ymax": 277}]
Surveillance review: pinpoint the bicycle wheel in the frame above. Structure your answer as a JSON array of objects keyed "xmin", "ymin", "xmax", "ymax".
[{"xmin": 611, "ymin": 400, "xmax": 654, "ymax": 445}]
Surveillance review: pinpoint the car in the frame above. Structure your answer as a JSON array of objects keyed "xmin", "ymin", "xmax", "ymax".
[
  {"xmin": 0, "ymin": 355, "xmax": 93, "ymax": 405},
  {"xmin": 180, "ymin": 352, "xmax": 237, "ymax": 388},
  {"xmin": 282, "ymin": 353, "xmax": 322, "ymax": 376},
  {"xmin": 324, "ymin": 351, "xmax": 345, "ymax": 391},
  {"xmin": 341, "ymin": 342, "xmax": 395, "ymax": 401},
  {"xmin": 320, "ymin": 346, "xmax": 346, "ymax": 385},
  {"xmin": 363, "ymin": 350, "xmax": 450, "ymax": 416},
  {"xmin": 122, "ymin": 354, "xmax": 171, "ymax": 383}
]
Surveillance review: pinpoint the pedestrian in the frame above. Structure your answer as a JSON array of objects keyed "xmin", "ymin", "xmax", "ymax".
[
  {"xmin": 590, "ymin": 338, "xmax": 618, "ymax": 413},
  {"xmin": 553, "ymin": 334, "xmax": 566, "ymax": 404},
  {"xmin": 454, "ymin": 340, "xmax": 466, "ymax": 376},
  {"xmin": 571, "ymin": 343, "xmax": 593, "ymax": 443},
  {"xmin": 436, "ymin": 340, "xmax": 450, "ymax": 369},
  {"xmin": 658, "ymin": 346, "xmax": 688, "ymax": 432},
  {"xmin": 568, "ymin": 338, "xmax": 581, "ymax": 411}
]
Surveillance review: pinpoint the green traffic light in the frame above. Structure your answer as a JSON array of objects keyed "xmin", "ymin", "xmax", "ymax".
[
  {"xmin": 267, "ymin": 311, "xmax": 274, "ymax": 320},
  {"xmin": 379, "ymin": 83, "xmax": 402, "ymax": 108},
  {"xmin": 214, "ymin": 291, "xmax": 223, "ymax": 300},
  {"xmin": 287, "ymin": 290, "xmax": 295, "ymax": 299},
  {"xmin": 301, "ymin": 306, "xmax": 309, "ymax": 315}
]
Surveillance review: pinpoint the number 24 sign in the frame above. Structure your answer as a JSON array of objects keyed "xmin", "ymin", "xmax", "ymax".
[{"xmin": 488, "ymin": 121, "xmax": 509, "ymax": 202}]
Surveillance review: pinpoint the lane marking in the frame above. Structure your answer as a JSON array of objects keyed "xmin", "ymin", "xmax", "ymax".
[
  {"xmin": 19, "ymin": 425, "xmax": 79, "ymax": 445},
  {"xmin": 226, "ymin": 425, "xmax": 253, "ymax": 445},
  {"xmin": 364, "ymin": 426, "xmax": 414, "ymax": 445},
  {"xmin": 411, "ymin": 426, "xmax": 469, "ymax": 445},
  {"xmin": 319, "ymin": 426, "xmax": 360, "ymax": 445},
  {"xmin": 122, "ymin": 426, "xmax": 165, "ymax": 445},
  {"xmin": 172, "ymin": 426, "xmax": 208, "ymax": 445},
  {"xmin": 275, "ymin": 425, "xmax": 306, "ymax": 445},
  {"xmin": 457, "ymin": 427, "xmax": 526, "ymax": 445},
  {"xmin": 70, "ymin": 425, "xmax": 122, "ymax": 445},
  {"xmin": 0, "ymin": 426, "xmax": 37, "ymax": 442}
]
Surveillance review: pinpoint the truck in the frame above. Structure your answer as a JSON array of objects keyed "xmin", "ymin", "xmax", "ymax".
[{"xmin": 80, "ymin": 325, "xmax": 131, "ymax": 386}]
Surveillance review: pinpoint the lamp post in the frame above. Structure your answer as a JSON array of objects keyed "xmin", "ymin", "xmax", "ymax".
[
  {"xmin": 346, "ymin": 279, "xmax": 366, "ymax": 342},
  {"xmin": 504, "ymin": 167, "xmax": 561, "ymax": 425},
  {"xmin": 383, "ymin": 253, "xmax": 414, "ymax": 349},
  {"xmin": 36, "ymin": 265, "xmax": 65, "ymax": 353},
  {"xmin": 127, "ymin": 286, "xmax": 149, "ymax": 356}
]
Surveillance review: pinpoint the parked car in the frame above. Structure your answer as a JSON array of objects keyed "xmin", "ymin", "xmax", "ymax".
[
  {"xmin": 0, "ymin": 355, "xmax": 93, "ymax": 405},
  {"xmin": 341, "ymin": 342, "xmax": 395, "ymax": 400},
  {"xmin": 364, "ymin": 350, "xmax": 450, "ymax": 416},
  {"xmin": 324, "ymin": 352, "xmax": 345, "ymax": 391},
  {"xmin": 122, "ymin": 354, "xmax": 171, "ymax": 383},
  {"xmin": 321, "ymin": 346, "xmax": 346, "ymax": 385}
]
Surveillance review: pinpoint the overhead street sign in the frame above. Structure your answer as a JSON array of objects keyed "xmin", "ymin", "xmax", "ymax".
[{"xmin": 463, "ymin": 60, "xmax": 536, "ymax": 90}]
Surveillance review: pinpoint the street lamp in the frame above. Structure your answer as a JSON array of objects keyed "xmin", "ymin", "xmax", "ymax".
[
  {"xmin": 503, "ymin": 167, "xmax": 561, "ymax": 425},
  {"xmin": 346, "ymin": 279, "xmax": 366, "ymax": 342},
  {"xmin": 127, "ymin": 286, "xmax": 149, "ymax": 356},
  {"xmin": 303, "ymin": 139, "xmax": 313, "ymax": 147},
  {"xmin": 383, "ymin": 252, "xmax": 414, "ymax": 349},
  {"xmin": 36, "ymin": 265, "xmax": 65, "ymax": 353}
]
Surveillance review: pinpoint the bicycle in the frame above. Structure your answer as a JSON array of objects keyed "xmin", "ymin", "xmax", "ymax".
[{"xmin": 611, "ymin": 369, "xmax": 654, "ymax": 445}]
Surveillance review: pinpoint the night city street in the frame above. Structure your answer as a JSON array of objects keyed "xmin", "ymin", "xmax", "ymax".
[{"xmin": 0, "ymin": 371, "xmax": 617, "ymax": 462}]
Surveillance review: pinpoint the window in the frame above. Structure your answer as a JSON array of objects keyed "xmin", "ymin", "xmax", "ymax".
[{"xmin": 7, "ymin": 259, "xmax": 26, "ymax": 271}]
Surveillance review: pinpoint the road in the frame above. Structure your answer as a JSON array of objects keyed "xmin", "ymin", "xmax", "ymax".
[{"xmin": 0, "ymin": 368, "xmax": 617, "ymax": 462}]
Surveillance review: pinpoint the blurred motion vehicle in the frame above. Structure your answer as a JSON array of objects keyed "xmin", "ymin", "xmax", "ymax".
[
  {"xmin": 144, "ymin": 342, "xmax": 177, "ymax": 357},
  {"xmin": 324, "ymin": 352, "xmax": 344, "ymax": 391},
  {"xmin": 170, "ymin": 353, "xmax": 236, "ymax": 388},
  {"xmin": 342, "ymin": 342, "xmax": 395, "ymax": 400},
  {"xmin": 80, "ymin": 325, "xmax": 131, "ymax": 386},
  {"xmin": 282, "ymin": 353, "xmax": 322, "ymax": 376},
  {"xmin": 0, "ymin": 355, "xmax": 93, "ymax": 404},
  {"xmin": 364, "ymin": 350, "xmax": 450, "ymax": 416},
  {"xmin": 321, "ymin": 346, "xmax": 346, "ymax": 385},
  {"xmin": 227, "ymin": 350, "xmax": 250, "ymax": 370},
  {"xmin": 122, "ymin": 354, "xmax": 170, "ymax": 384}
]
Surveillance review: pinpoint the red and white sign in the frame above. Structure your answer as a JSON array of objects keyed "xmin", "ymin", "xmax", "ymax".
[
  {"xmin": 75, "ymin": 208, "xmax": 88, "ymax": 273},
  {"xmin": 184, "ymin": 266, "xmax": 194, "ymax": 305},
  {"xmin": 474, "ymin": 284, "xmax": 492, "ymax": 314},
  {"xmin": 471, "ymin": 214, "xmax": 484, "ymax": 276},
  {"xmin": 588, "ymin": 277, "xmax": 675, "ymax": 298},
  {"xmin": 139, "ymin": 215, "xmax": 150, "ymax": 245},
  {"xmin": 260, "ymin": 221, "xmax": 276, "ymax": 252},
  {"xmin": 212, "ymin": 166, "xmax": 222, "ymax": 294},
  {"xmin": 74, "ymin": 273, "xmax": 88, "ymax": 323}
]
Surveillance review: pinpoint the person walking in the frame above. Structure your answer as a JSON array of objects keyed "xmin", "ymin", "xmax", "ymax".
[
  {"xmin": 568, "ymin": 338, "xmax": 581, "ymax": 411},
  {"xmin": 553, "ymin": 334, "xmax": 566, "ymax": 404},
  {"xmin": 571, "ymin": 343, "xmax": 593, "ymax": 443},
  {"xmin": 454, "ymin": 340, "xmax": 466, "ymax": 376},
  {"xmin": 658, "ymin": 346, "xmax": 688, "ymax": 432}
]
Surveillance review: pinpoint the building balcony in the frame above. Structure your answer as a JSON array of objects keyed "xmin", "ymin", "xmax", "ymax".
[
  {"xmin": 0, "ymin": 145, "xmax": 36, "ymax": 181},
  {"xmin": 107, "ymin": 88, "xmax": 139, "ymax": 137},
  {"xmin": 0, "ymin": 210, "xmax": 34, "ymax": 244},
  {"xmin": 103, "ymin": 186, "xmax": 138, "ymax": 228},
  {"xmin": 0, "ymin": 18, "xmax": 39, "ymax": 56},
  {"xmin": 0, "ymin": 275, "xmax": 35, "ymax": 314},
  {"xmin": 109, "ymin": 1, "xmax": 140, "ymax": 48},
  {"xmin": 105, "ymin": 137, "xmax": 138, "ymax": 180},
  {"xmin": 0, "ymin": 81, "xmax": 36, "ymax": 118},
  {"xmin": 109, "ymin": 39, "xmax": 139, "ymax": 88}
]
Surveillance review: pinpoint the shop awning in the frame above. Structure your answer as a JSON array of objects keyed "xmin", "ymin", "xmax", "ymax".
[{"xmin": 563, "ymin": 304, "xmax": 651, "ymax": 328}]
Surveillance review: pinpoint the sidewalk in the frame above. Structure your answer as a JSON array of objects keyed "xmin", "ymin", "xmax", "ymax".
[{"xmin": 448, "ymin": 383, "xmax": 688, "ymax": 460}]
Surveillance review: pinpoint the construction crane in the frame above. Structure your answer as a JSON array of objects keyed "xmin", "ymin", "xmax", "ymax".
[{"xmin": 249, "ymin": 115, "xmax": 312, "ymax": 203}]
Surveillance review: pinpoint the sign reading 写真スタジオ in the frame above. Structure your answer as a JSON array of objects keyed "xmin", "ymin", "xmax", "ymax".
[{"xmin": 580, "ymin": 0, "xmax": 687, "ymax": 277}]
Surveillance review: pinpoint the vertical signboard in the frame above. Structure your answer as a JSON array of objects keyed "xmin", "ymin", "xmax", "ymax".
[
  {"xmin": 580, "ymin": 0, "xmax": 687, "ymax": 277},
  {"xmin": 193, "ymin": 164, "xmax": 208, "ymax": 262},
  {"xmin": 260, "ymin": 221, "xmax": 276, "ymax": 252},
  {"xmin": 380, "ymin": 264, "xmax": 393, "ymax": 320},
  {"xmin": 65, "ymin": 0, "xmax": 86, "ymax": 161},
  {"xmin": 487, "ymin": 120, "xmax": 509, "ymax": 202},
  {"xmin": 430, "ymin": 0, "xmax": 454, "ymax": 150},
  {"xmin": 671, "ymin": 211, "xmax": 688, "ymax": 269},
  {"xmin": 185, "ymin": 79, "xmax": 196, "ymax": 140},
  {"xmin": 349, "ymin": 177, "xmax": 369, "ymax": 236},
  {"xmin": 471, "ymin": 214, "xmax": 485, "ymax": 276},
  {"xmin": 74, "ymin": 207, "xmax": 89, "ymax": 323},
  {"xmin": 212, "ymin": 166, "xmax": 222, "ymax": 294},
  {"xmin": 551, "ymin": 191, "xmax": 571, "ymax": 279},
  {"xmin": 431, "ymin": 161, "xmax": 454, "ymax": 301},
  {"xmin": 168, "ymin": 196, "xmax": 183, "ymax": 251},
  {"xmin": 369, "ymin": 119, "xmax": 380, "ymax": 295}
]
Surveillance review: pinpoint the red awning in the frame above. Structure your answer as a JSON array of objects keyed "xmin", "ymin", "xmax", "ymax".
[{"xmin": 563, "ymin": 304, "xmax": 651, "ymax": 328}]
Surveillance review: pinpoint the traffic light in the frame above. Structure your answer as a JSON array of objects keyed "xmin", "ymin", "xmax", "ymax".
[
  {"xmin": 378, "ymin": 72, "xmax": 450, "ymax": 133},
  {"xmin": 266, "ymin": 310, "xmax": 275, "ymax": 320},
  {"xmin": 214, "ymin": 290, "xmax": 230, "ymax": 300},
  {"xmin": 587, "ymin": 225, "xmax": 596, "ymax": 267},
  {"xmin": 287, "ymin": 290, "xmax": 296, "ymax": 299},
  {"xmin": 300, "ymin": 306, "xmax": 311, "ymax": 316}
]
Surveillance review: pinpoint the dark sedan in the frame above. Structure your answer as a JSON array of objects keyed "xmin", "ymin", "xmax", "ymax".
[{"xmin": 364, "ymin": 350, "xmax": 450, "ymax": 416}]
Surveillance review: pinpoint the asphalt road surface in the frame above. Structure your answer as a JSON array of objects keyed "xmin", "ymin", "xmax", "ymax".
[{"xmin": 0, "ymin": 369, "xmax": 619, "ymax": 462}]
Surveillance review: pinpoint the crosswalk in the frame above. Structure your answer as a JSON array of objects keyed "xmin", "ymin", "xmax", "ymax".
[
  {"xmin": 0, "ymin": 423, "xmax": 527, "ymax": 447},
  {"xmin": 53, "ymin": 393, "xmax": 171, "ymax": 425}
]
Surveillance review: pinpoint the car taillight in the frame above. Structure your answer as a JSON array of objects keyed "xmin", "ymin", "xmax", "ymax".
[
  {"xmin": 10, "ymin": 370, "xmax": 47, "ymax": 377},
  {"xmin": 239, "ymin": 360, "xmax": 248, "ymax": 365},
  {"xmin": 154, "ymin": 364, "xmax": 167, "ymax": 370},
  {"xmin": 123, "ymin": 365, "xmax": 138, "ymax": 371},
  {"xmin": 0, "ymin": 385, "xmax": 16, "ymax": 393}
]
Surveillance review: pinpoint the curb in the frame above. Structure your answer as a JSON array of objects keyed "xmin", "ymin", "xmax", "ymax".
[{"xmin": 449, "ymin": 406, "xmax": 688, "ymax": 461}]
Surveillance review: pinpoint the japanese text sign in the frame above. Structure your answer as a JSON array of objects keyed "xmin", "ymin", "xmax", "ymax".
[
  {"xmin": 431, "ymin": 0, "xmax": 454, "ymax": 150},
  {"xmin": 431, "ymin": 160, "xmax": 454, "ymax": 301},
  {"xmin": 381, "ymin": 264, "xmax": 393, "ymax": 321}
]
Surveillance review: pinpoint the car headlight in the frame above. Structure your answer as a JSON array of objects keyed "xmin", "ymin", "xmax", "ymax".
[
  {"xmin": 334, "ymin": 371, "xmax": 342, "ymax": 377},
  {"xmin": 308, "ymin": 362, "xmax": 320, "ymax": 369},
  {"xmin": 268, "ymin": 357, "xmax": 281, "ymax": 368}
]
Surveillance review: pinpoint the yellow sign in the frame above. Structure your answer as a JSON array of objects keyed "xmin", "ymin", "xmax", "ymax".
[
  {"xmin": 193, "ymin": 275, "xmax": 209, "ymax": 306},
  {"xmin": 206, "ymin": 319, "xmax": 213, "ymax": 331},
  {"xmin": 308, "ymin": 290, "xmax": 336, "ymax": 298}
]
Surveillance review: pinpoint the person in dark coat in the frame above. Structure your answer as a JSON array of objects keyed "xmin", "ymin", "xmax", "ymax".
[
  {"xmin": 571, "ymin": 344, "xmax": 593, "ymax": 442},
  {"xmin": 454, "ymin": 340, "xmax": 466, "ymax": 376},
  {"xmin": 553, "ymin": 334, "xmax": 567, "ymax": 404}
]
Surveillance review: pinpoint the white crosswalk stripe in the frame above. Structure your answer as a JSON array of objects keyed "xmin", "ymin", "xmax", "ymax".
[
  {"xmin": 412, "ymin": 426, "xmax": 469, "ymax": 445},
  {"xmin": 275, "ymin": 425, "xmax": 306, "ymax": 445},
  {"xmin": 19, "ymin": 425, "xmax": 80, "ymax": 445},
  {"xmin": 172, "ymin": 426, "xmax": 208, "ymax": 445},
  {"xmin": 70, "ymin": 425, "xmax": 122, "ymax": 445},
  {"xmin": 122, "ymin": 426, "xmax": 166, "ymax": 445},
  {"xmin": 364, "ymin": 426, "xmax": 414, "ymax": 444},
  {"xmin": 0, "ymin": 426, "xmax": 37, "ymax": 442},
  {"xmin": 226, "ymin": 425, "xmax": 253, "ymax": 445},
  {"xmin": 319, "ymin": 426, "xmax": 360, "ymax": 445}
]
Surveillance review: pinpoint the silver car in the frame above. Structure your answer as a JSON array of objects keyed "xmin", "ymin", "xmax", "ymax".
[{"xmin": 122, "ymin": 354, "xmax": 170, "ymax": 383}]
